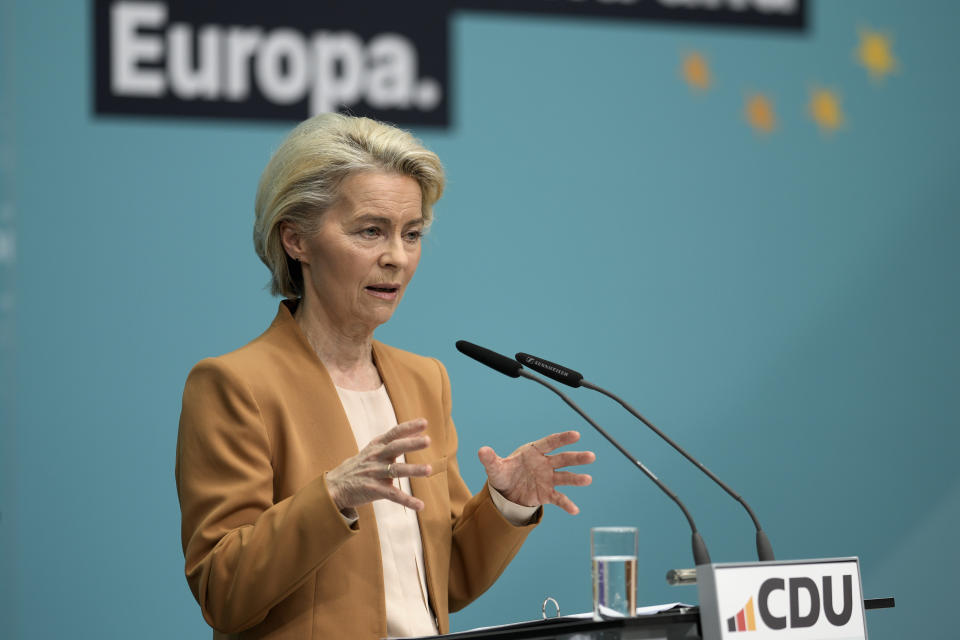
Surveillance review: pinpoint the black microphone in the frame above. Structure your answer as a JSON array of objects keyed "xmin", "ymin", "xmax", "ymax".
[
  {"xmin": 457, "ymin": 340, "xmax": 711, "ymax": 566},
  {"xmin": 516, "ymin": 353, "xmax": 584, "ymax": 387},
  {"xmin": 456, "ymin": 340, "xmax": 522, "ymax": 378},
  {"xmin": 516, "ymin": 351, "xmax": 775, "ymax": 562}
]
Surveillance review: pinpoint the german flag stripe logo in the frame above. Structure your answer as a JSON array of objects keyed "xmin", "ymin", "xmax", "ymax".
[{"xmin": 726, "ymin": 597, "xmax": 757, "ymax": 632}]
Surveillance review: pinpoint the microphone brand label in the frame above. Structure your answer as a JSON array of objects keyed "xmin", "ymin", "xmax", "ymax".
[
  {"xmin": 522, "ymin": 355, "xmax": 571, "ymax": 379},
  {"xmin": 697, "ymin": 558, "xmax": 867, "ymax": 640}
]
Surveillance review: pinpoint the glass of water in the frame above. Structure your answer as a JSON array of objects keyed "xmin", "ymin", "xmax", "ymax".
[{"xmin": 591, "ymin": 526, "xmax": 638, "ymax": 620}]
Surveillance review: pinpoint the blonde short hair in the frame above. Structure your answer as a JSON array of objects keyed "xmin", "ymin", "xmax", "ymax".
[{"xmin": 253, "ymin": 113, "xmax": 446, "ymax": 299}]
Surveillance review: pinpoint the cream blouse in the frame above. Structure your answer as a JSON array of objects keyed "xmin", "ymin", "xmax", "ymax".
[{"xmin": 335, "ymin": 384, "xmax": 537, "ymax": 638}]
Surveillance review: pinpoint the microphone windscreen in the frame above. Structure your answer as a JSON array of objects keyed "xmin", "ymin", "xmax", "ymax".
[
  {"xmin": 456, "ymin": 340, "xmax": 523, "ymax": 378},
  {"xmin": 515, "ymin": 352, "xmax": 583, "ymax": 387}
]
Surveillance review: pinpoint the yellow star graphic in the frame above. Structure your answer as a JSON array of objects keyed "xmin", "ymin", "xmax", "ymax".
[
  {"xmin": 856, "ymin": 27, "xmax": 898, "ymax": 82},
  {"xmin": 745, "ymin": 93, "xmax": 776, "ymax": 135},
  {"xmin": 682, "ymin": 52, "xmax": 711, "ymax": 91},
  {"xmin": 808, "ymin": 87, "xmax": 844, "ymax": 133}
]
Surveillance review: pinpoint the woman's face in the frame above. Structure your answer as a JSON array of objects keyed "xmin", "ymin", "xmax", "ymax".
[{"xmin": 296, "ymin": 171, "xmax": 424, "ymax": 336}]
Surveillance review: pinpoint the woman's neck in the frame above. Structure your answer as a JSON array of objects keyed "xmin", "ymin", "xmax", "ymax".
[{"xmin": 293, "ymin": 298, "xmax": 382, "ymax": 391}]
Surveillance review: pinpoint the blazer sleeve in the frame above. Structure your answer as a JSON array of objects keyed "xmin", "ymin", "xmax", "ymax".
[
  {"xmin": 435, "ymin": 359, "xmax": 543, "ymax": 612},
  {"xmin": 175, "ymin": 358, "xmax": 356, "ymax": 633}
]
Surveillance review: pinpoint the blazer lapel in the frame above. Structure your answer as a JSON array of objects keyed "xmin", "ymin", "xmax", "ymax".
[
  {"xmin": 373, "ymin": 340, "xmax": 419, "ymax": 455},
  {"xmin": 267, "ymin": 300, "xmax": 362, "ymax": 468}
]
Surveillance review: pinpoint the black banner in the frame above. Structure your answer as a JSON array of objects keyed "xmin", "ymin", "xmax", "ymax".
[
  {"xmin": 456, "ymin": 0, "xmax": 805, "ymax": 30},
  {"xmin": 92, "ymin": 0, "xmax": 805, "ymax": 128},
  {"xmin": 93, "ymin": 1, "xmax": 450, "ymax": 125}
]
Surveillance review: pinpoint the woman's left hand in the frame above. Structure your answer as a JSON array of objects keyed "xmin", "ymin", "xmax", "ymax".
[{"xmin": 478, "ymin": 430, "xmax": 596, "ymax": 515}]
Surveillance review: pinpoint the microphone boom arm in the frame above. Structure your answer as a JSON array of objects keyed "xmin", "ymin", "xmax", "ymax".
[
  {"xmin": 518, "ymin": 370, "xmax": 712, "ymax": 566},
  {"xmin": 580, "ymin": 379, "xmax": 774, "ymax": 562}
]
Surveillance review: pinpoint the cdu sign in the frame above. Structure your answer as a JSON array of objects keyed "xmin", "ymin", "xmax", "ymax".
[{"xmin": 697, "ymin": 558, "xmax": 868, "ymax": 640}]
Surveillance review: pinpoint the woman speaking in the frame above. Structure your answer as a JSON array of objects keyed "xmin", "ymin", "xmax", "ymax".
[{"xmin": 176, "ymin": 114, "xmax": 595, "ymax": 639}]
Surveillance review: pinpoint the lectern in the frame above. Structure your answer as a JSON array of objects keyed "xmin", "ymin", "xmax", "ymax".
[{"xmin": 408, "ymin": 598, "xmax": 893, "ymax": 640}]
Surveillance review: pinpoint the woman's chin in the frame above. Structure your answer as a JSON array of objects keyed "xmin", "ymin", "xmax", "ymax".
[{"xmin": 361, "ymin": 306, "xmax": 399, "ymax": 331}]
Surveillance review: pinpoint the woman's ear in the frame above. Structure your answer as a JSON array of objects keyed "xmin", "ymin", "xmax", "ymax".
[{"xmin": 279, "ymin": 221, "xmax": 306, "ymax": 263}]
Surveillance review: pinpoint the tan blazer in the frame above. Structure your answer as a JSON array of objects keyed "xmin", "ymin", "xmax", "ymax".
[{"xmin": 176, "ymin": 301, "xmax": 540, "ymax": 639}]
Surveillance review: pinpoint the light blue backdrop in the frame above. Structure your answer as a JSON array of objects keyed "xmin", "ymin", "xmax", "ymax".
[{"xmin": 4, "ymin": 1, "xmax": 958, "ymax": 638}]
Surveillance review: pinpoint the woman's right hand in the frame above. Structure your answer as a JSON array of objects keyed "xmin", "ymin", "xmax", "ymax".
[{"xmin": 326, "ymin": 418, "xmax": 433, "ymax": 512}]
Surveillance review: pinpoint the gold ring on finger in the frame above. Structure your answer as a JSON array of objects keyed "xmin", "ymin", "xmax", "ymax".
[{"xmin": 386, "ymin": 462, "xmax": 395, "ymax": 478}]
